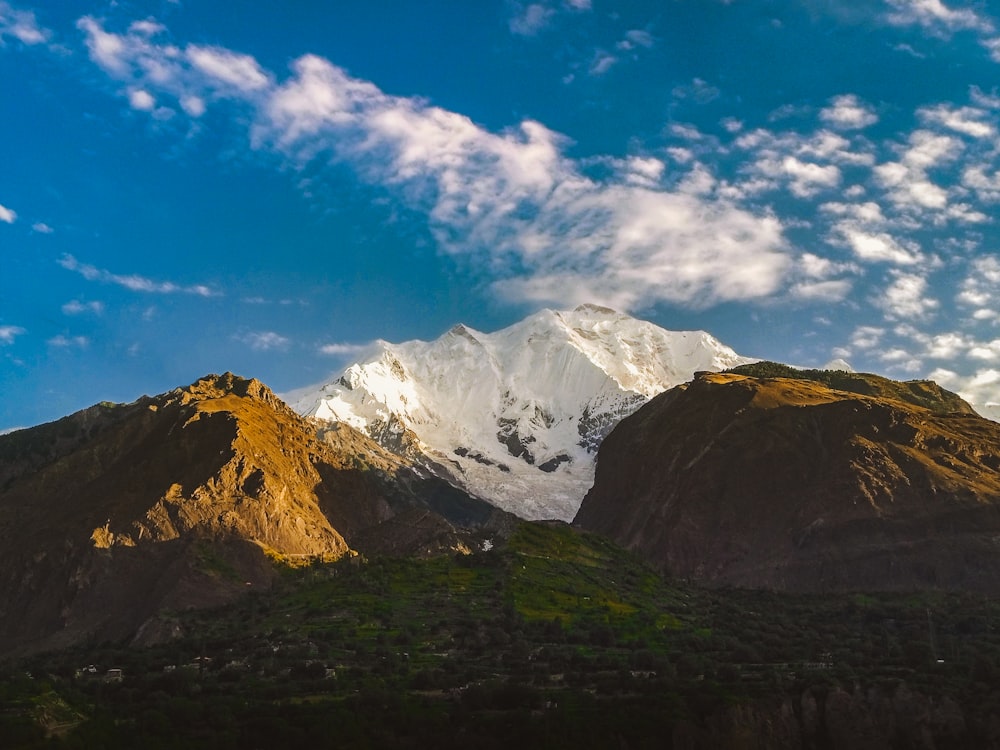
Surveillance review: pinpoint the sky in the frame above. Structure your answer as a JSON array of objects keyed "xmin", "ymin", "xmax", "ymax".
[{"xmin": 4, "ymin": 0, "xmax": 1000, "ymax": 430}]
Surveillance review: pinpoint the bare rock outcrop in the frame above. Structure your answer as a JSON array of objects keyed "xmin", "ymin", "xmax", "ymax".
[{"xmin": 0, "ymin": 373, "xmax": 499, "ymax": 656}]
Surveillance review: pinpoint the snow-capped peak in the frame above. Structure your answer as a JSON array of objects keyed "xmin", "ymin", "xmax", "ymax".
[{"xmin": 288, "ymin": 305, "xmax": 754, "ymax": 521}]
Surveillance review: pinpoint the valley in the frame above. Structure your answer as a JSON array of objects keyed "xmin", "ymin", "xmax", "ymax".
[{"xmin": 3, "ymin": 522, "xmax": 1000, "ymax": 748}]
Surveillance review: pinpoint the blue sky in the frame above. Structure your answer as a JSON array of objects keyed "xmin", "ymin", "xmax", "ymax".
[{"xmin": 4, "ymin": 0, "xmax": 1000, "ymax": 429}]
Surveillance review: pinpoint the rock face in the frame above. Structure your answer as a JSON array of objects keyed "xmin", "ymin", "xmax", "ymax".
[
  {"xmin": 575, "ymin": 366, "xmax": 1000, "ymax": 592},
  {"xmin": 0, "ymin": 373, "xmax": 499, "ymax": 656},
  {"xmin": 288, "ymin": 305, "xmax": 752, "ymax": 521}
]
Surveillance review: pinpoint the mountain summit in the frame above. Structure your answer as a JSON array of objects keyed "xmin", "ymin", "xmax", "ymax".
[
  {"xmin": 575, "ymin": 365, "xmax": 1000, "ymax": 593},
  {"xmin": 289, "ymin": 305, "xmax": 753, "ymax": 520},
  {"xmin": 0, "ymin": 373, "xmax": 498, "ymax": 656}
]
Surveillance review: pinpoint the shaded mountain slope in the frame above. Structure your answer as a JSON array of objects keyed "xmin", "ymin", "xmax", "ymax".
[
  {"xmin": 0, "ymin": 373, "xmax": 499, "ymax": 656},
  {"xmin": 575, "ymin": 368, "xmax": 1000, "ymax": 592}
]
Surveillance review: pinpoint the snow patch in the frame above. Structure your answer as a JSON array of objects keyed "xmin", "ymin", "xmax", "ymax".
[{"xmin": 287, "ymin": 306, "xmax": 753, "ymax": 521}]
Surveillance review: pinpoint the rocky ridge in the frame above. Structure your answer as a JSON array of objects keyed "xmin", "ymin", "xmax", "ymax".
[
  {"xmin": 575, "ymin": 365, "xmax": 1000, "ymax": 592},
  {"xmin": 0, "ymin": 373, "xmax": 499, "ymax": 656}
]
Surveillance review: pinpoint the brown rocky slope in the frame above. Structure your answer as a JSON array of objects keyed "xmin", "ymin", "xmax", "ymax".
[
  {"xmin": 0, "ymin": 373, "xmax": 502, "ymax": 656},
  {"xmin": 574, "ymin": 365, "xmax": 1000, "ymax": 592}
]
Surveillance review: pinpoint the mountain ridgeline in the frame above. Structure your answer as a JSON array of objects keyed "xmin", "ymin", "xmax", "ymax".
[
  {"xmin": 288, "ymin": 305, "xmax": 753, "ymax": 521},
  {"xmin": 575, "ymin": 365, "xmax": 1000, "ymax": 593},
  {"xmin": 0, "ymin": 373, "xmax": 503, "ymax": 657},
  {"xmin": 5, "ymin": 309, "xmax": 1000, "ymax": 659}
]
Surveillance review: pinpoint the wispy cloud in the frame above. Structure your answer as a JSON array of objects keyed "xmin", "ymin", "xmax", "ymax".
[
  {"xmin": 819, "ymin": 94, "xmax": 878, "ymax": 130},
  {"xmin": 75, "ymin": 18, "xmax": 793, "ymax": 312},
  {"xmin": 235, "ymin": 331, "xmax": 290, "ymax": 351},
  {"xmin": 61, "ymin": 300, "xmax": 104, "ymax": 316},
  {"xmin": 877, "ymin": 270, "xmax": 940, "ymax": 321},
  {"xmin": 0, "ymin": 325, "xmax": 25, "ymax": 345},
  {"xmin": 67, "ymin": 12, "xmax": 1000, "ymax": 415},
  {"xmin": 186, "ymin": 45, "xmax": 271, "ymax": 91},
  {"xmin": 883, "ymin": 0, "xmax": 1000, "ymax": 63},
  {"xmin": 47, "ymin": 334, "xmax": 89, "ymax": 349},
  {"xmin": 0, "ymin": 1, "xmax": 49, "ymax": 46},
  {"xmin": 618, "ymin": 29, "xmax": 654, "ymax": 50},
  {"xmin": 31, "ymin": 221, "xmax": 52, "ymax": 233},
  {"xmin": 883, "ymin": 0, "xmax": 994, "ymax": 36},
  {"xmin": 58, "ymin": 254, "xmax": 219, "ymax": 297},
  {"xmin": 508, "ymin": 3, "xmax": 555, "ymax": 36},
  {"xmin": 318, "ymin": 341, "xmax": 370, "ymax": 356},
  {"xmin": 0, "ymin": 202, "xmax": 16, "ymax": 223},
  {"xmin": 507, "ymin": 0, "xmax": 591, "ymax": 36}
]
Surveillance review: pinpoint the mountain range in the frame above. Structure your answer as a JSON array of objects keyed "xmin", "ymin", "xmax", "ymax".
[
  {"xmin": 287, "ymin": 304, "xmax": 752, "ymax": 521},
  {"xmin": 0, "ymin": 373, "xmax": 502, "ymax": 656},
  {"xmin": 6, "ymin": 308, "xmax": 1000, "ymax": 657}
]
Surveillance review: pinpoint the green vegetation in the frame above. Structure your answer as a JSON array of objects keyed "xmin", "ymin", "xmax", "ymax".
[
  {"xmin": 726, "ymin": 361, "xmax": 972, "ymax": 414},
  {"xmin": 4, "ymin": 521, "xmax": 1000, "ymax": 747}
]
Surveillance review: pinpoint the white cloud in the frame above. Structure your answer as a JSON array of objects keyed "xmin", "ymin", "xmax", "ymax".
[
  {"xmin": 237, "ymin": 331, "xmax": 290, "ymax": 351},
  {"xmin": 968, "ymin": 339, "xmax": 1000, "ymax": 361},
  {"xmin": 901, "ymin": 129, "xmax": 961, "ymax": 170},
  {"xmin": 721, "ymin": 117, "xmax": 743, "ymax": 133},
  {"xmin": 248, "ymin": 52, "xmax": 795, "ymax": 310},
  {"xmin": 962, "ymin": 164, "xmax": 1000, "ymax": 202},
  {"xmin": 850, "ymin": 326, "xmax": 886, "ymax": 350},
  {"xmin": 957, "ymin": 255, "xmax": 1000, "ymax": 320},
  {"xmin": 874, "ymin": 130, "xmax": 961, "ymax": 212},
  {"xmin": 821, "ymin": 200, "xmax": 888, "ymax": 225},
  {"xmin": 76, "ymin": 18, "xmax": 798, "ymax": 313},
  {"xmin": 619, "ymin": 156, "xmax": 665, "ymax": 187},
  {"xmin": 0, "ymin": 325, "xmax": 25, "ymax": 344},
  {"xmin": 819, "ymin": 94, "xmax": 878, "ymax": 130},
  {"xmin": 780, "ymin": 156, "xmax": 841, "ymax": 198},
  {"xmin": 78, "ymin": 17, "xmax": 274, "ymax": 119},
  {"xmin": 884, "ymin": 0, "xmax": 994, "ymax": 36},
  {"xmin": 589, "ymin": 51, "xmax": 617, "ymax": 75},
  {"xmin": 180, "ymin": 95, "xmax": 206, "ymax": 117},
  {"xmin": 790, "ymin": 279, "xmax": 853, "ymax": 301},
  {"xmin": 186, "ymin": 45, "xmax": 270, "ymax": 91},
  {"xmin": 789, "ymin": 252, "xmax": 857, "ymax": 302},
  {"xmin": 319, "ymin": 341, "xmax": 369, "ymax": 356},
  {"xmin": 671, "ymin": 78, "xmax": 719, "ymax": 104},
  {"xmin": 58, "ymin": 254, "xmax": 219, "ymax": 297},
  {"xmin": 0, "ymin": 1, "xmax": 49, "ymax": 45},
  {"xmin": 0, "ymin": 202, "xmax": 16, "ymax": 223},
  {"xmin": 839, "ymin": 227, "xmax": 923, "ymax": 265},
  {"xmin": 894, "ymin": 42, "xmax": 927, "ymax": 57},
  {"xmin": 77, "ymin": 17, "xmax": 131, "ymax": 76},
  {"xmin": 878, "ymin": 347, "xmax": 923, "ymax": 373},
  {"xmin": 878, "ymin": 270, "xmax": 939, "ymax": 320},
  {"xmin": 31, "ymin": 221, "xmax": 52, "ymax": 233},
  {"xmin": 925, "ymin": 331, "xmax": 972, "ymax": 358},
  {"xmin": 618, "ymin": 29, "xmax": 654, "ymax": 50},
  {"xmin": 509, "ymin": 3, "xmax": 555, "ymax": 36},
  {"xmin": 799, "ymin": 130, "xmax": 876, "ymax": 166},
  {"xmin": 918, "ymin": 103, "xmax": 996, "ymax": 138},
  {"xmin": 128, "ymin": 19, "xmax": 166, "ymax": 37},
  {"xmin": 128, "ymin": 88, "xmax": 155, "ymax": 111},
  {"xmin": 62, "ymin": 300, "xmax": 104, "ymax": 316},
  {"xmin": 677, "ymin": 163, "xmax": 716, "ymax": 195},
  {"xmin": 734, "ymin": 127, "xmax": 873, "ymax": 200},
  {"xmin": 47, "ymin": 334, "xmax": 89, "ymax": 349}
]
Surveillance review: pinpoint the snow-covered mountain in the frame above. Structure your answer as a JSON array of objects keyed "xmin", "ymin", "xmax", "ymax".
[{"xmin": 287, "ymin": 305, "xmax": 754, "ymax": 521}]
